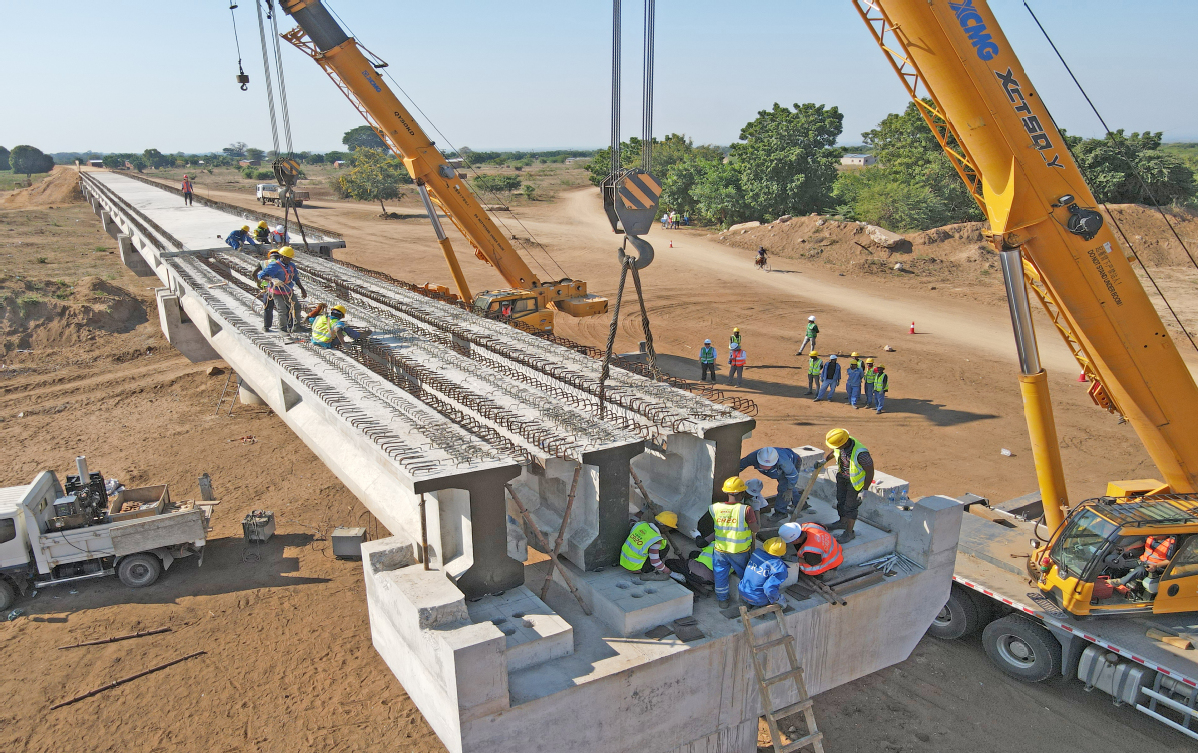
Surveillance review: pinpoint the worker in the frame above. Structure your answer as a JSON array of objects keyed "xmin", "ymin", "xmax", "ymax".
[
  {"xmin": 619, "ymin": 511, "xmax": 683, "ymax": 582},
  {"xmin": 744, "ymin": 478, "xmax": 770, "ymax": 513},
  {"xmin": 1112, "ymin": 535, "xmax": 1177, "ymax": 595},
  {"xmin": 737, "ymin": 537, "xmax": 790, "ymax": 609},
  {"xmin": 257, "ymin": 246, "xmax": 307, "ymax": 333},
  {"xmin": 181, "ymin": 174, "xmax": 194, "ymax": 206},
  {"xmin": 309, "ymin": 304, "xmax": 367, "ymax": 348},
  {"xmin": 873, "ymin": 364, "xmax": 889, "ymax": 414},
  {"xmin": 709, "ymin": 476, "xmax": 760, "ymax": 608},
  {"xmin": 863, "ymin": 358, "xmax": 877, "ymax": 409},
  {"xmin": 805, "ymin": 351, "xmax": 822, "ymax": 396},
  {"xmin": 728, "ymin": 341, "xmax": 747, "ymax": 387},
  {"xmin": 665, "ymin": 543, "xmax": 717, "ymax": 591},
  {"xmin": 845, "ymin": 358, "xmax": 864, "ymax": 409},
  {"xmin": 269, "ymin": 224, "xmax": 289, "ymax": 245},
  {"xmin": 779, "ymin": 522, "xmax": 844, "ymax": 576},
  {"xmin": 253, "ymin": 220, "xmax": 270, "ymax": 244},
  {"xmin": 225, "ymin": 224, "xmax": 260, "ymax": 253},
  {"xmin": 823, "ymin": 429, "xmax": 874, "ymax": 544},
  {"xmin": 740, "ymin": 446, "xmax": 801, "ymax": 521},
  {"xmin": 796, "ymin": 315, "xmax": 818, "ymax": 355},
  {"xmin": 699, "ymin": 339, "xmax": 717, "ymax": 383},
  {"xmin": 730, "ymin": 327, "xmax": 742, "ymax": 347},
  {"xmin": 814, "ymin": 354, "xmax": 841, "ymax": 402}
]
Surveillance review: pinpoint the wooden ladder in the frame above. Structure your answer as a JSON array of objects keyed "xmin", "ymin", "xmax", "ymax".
[{"xmin": 740, "ymin": 604, "xmax": 825, "ymax": 753}]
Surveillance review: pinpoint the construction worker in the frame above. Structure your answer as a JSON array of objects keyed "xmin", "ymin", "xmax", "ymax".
[
  {"xmin": 709, "ymin": 476, "xmax": 760, "ymax": 608},
  {"xmin": 824, "ymin": 429, "xmax": 874, "ymax": 544},
  {"xmin": 779, "ymin": 522, "xmax": 844, "ymax": 576},
  {"xmin": 1112, "ymin": 535, "xmax": 1177, "ymax": 595},
  {"xmin": 873, "ymin": 364, "xmax": 889, "ymax": 413},
  {"xmin": 309, "ymin": 304, "xmax": 367, "ymax": 348},
  {"xmin": 257, "ymin": 246, "xmax": 307, "ymax": 333},
  {"xmin": 845, "ymin": 358, "xmax": 864, "ymax": 409},
  {"xmin": 740, "ymin": 446, "xmax": 801, "ymax": 521},
  {"xmin": 805, "ymin": 351, "xmax": 822, "ymax": 395},
  {"xmin": 814, "ymin": 354, "xmax": 841, "ymax": 402},
  {"xmin": 181, "ymin": 174, "xmax": 194, "ymax": 206},
  {"xmin": 863, "ymin": 358, "xmax": 877, "ymax": 408},
  {"xmin": 225, "ymin": 224, "xmax": 260, "ymax": 253},
  {"xmin": 737, "ymin": 537, "xmax": 791, "ymax": 609},
  {"xmin": 744, "ymin": 478, "xmax": 770, "ymax": 513},
  {"xmin": 730, "ymin": 327, "xmax": 742, "ymax": 348},
  {"xmin": 699, "ymin": 339, "xmax": 717, "ymax": 383},
  {"xmin": 796, "ymin": 315, "xmax": 818, "ymax": 355},
  {"xmin": 728, "ymin": 341, "xmax": 747, "ymax": 387},
  {"xmin": 253, "ymin": 220, "xmax": 270, "ymax": 244},
  {"xmin": 620, "ymin": 511, "xmax": 683, "ymax": 582},
  {"xmin": 269, "ymin": 224, "xmax": 289, "ymax": 245},
  {"xmin": 665, "ymin": 543, "xmax": 716, "ymax": 591}
]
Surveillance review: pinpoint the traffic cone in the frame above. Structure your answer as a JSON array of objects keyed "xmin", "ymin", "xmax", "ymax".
[
  {"xmin": 1078, "ymin": 371, "xmax": 1088, "ymax": 382},
  {"xmin": 669, "ymin": 240, "xmax": 673, "ymax": 248},
  {"xmin": 909, "ymin": 321, "xmax": 915, "ymax": 335}
]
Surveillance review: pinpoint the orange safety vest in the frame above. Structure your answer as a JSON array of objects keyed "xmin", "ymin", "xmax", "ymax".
[
  {"xmin": 729, "ymin": 348, "xmax": 747, "ymax": 367},
  {"xmin": 797, "ymin": 523, "xmax": 843, "ymax": 575},
  {"xmin": 1140, "ymin": 536, "xmax": 1177, "ymax": 567}
]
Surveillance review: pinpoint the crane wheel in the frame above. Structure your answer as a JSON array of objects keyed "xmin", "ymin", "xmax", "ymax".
[
  {"xmin": 0, "ymin": 579, "xmax": 14, "ymax": 611},
  {"xmin": 117, "ymin": 554, "xmax": 162, "ymax": 588},
  {"xmin": 981, "ymin": 615, "xmax": 1062, "ymax": 682},
  {"xmin": 927, "ymin": 583, "xmax": 981, "ymax": 639}
]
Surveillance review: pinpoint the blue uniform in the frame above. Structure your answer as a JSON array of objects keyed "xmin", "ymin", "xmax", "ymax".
[
  {"xmin": 738, "ymin": 549, "xmax": 790, "ymax": 607},
  {"xmin": 257, "ymin": 259, "xmax": 299, "ymax": 294},
  {"xmin": 815, "ymin": 360, "xmax": 841, "ymax": 401},
  {"xmin": 845, "ymin": 366, "xmax": 864, "ymax": 407},
  {"xmin": 225, "ymin": 229, "xmax": 259, "ymax": 250},
  {"xmin": 740, "ymin": 447, "xmax": 801, "ymax": 514}
]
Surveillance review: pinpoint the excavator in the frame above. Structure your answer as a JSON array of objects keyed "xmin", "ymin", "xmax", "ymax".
[
  {"xmin": 275, "ymin": 0, "xmax": 608, "ymax": 333},
  {"xmin": 853, "ymin": 0, "xmax": 1198, "ymax": 621}
]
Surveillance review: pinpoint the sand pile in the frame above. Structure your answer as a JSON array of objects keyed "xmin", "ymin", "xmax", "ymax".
[
  {"xmin": 1, "ymin": 276, "xmax": 146, "ymax": 352},
  {"xmin": 1, "ymin": 167, "xmax": 85, "ymax": 208}
]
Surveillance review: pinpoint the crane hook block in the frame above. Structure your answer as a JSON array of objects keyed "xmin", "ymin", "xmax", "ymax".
[
  {"xmin": 237, "ymin": 73, "xmax": 249, "ymax": 91},
  {"xmin": 611, "ymin": 168, "xmax": 662, "ymax": 238},
  {"xmin": 620, "ymin": 234, "xmax": 654, "ymax": 270}
]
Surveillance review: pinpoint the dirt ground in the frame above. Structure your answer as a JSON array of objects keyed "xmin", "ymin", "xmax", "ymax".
[{"xmin": 1, "ymin": 169, "xmax": 1196, "ymax": 751}]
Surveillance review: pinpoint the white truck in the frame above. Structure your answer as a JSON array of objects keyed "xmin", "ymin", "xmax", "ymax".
[
  {"xmin": 0, "ymin": 460, "xmax": 214, "ymax": 611},
  {"xmin": 256, "ymin": 183, "xmax": 308, "ymax": 207}
]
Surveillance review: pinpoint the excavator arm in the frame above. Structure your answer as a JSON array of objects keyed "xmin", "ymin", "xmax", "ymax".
[{"xmin": 278, "ymin": 0, "xmax": 606, "ymax": 330}]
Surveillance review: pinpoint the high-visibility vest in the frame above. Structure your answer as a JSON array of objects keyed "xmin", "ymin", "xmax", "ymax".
[
  {"xmin": 619, "ymin": 522, "xmax": 663, "ymax": 571},
  {"xmin": 181, "ymin": 178, "xmax": 193, "ymax": 192},
  {"xmin": 311, "ymin": 314, "xmax": 341, "ymax": 346},
  {"xmin": 731, "ymin": 332, "xmax": 742, "ymax": 346},
  {"xmin": 864, "ymin": 369, "xmax": 876, "ymax": 388},
  {"xmin": 806, "ymin": 322, "xmax": 818, "ymax": 338},
  {"xmin": 710, "ymin": 502, "xmax": 752, "ymax": 553},
  {"xmin": 834, "ymin": 438, "xmax": 870, "ymax": 492},
  {"xmin": 729, "ymin": 349, "xmax": 747, "ymax": 367},
  {"xmin": 807, "ymin": 358, "xmax": 822, "ymax": 377},
  {"xmin": 1141, "ymin": 536, "xmax": 1177, "ymax": 567},
  {"xmin": 797, "ymin": 523, "xmax": 843, "ymax": 575},
  {"xmin": 695, "ymin": 545, "xmax": 715, "ymax": 571},
  {"xmin": 875, "ymin": 372, "xmax": 888, "ymax": 391},
  {"xmin": 700, "ymin": 346, "xmax": 716, "ymax": 364}
]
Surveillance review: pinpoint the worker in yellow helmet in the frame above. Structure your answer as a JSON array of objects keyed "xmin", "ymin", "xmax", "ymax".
[
  {"xmin": 863, "ymin": 358, "xmax": 877, "ymax": 407},
  {"xmin": 737, "ymin": 537, "xmax": 791, "ymax": 609},
  {"xmin": 224, "ymin": 224, "xmax": 260, "ymax": 253},
  {"xmin": 703, "ymin": 476, "xmax": 760, "ymax": 608},
  {"xmin": 257, "ymin": 246, "xmax": 306, "ymax": 333},
  {"xmin": 823, "ymin": 429, "xmax": 874, "ymax": 543},
  {"xmin": 309, "ymin": 304, "xmax": 368, "ymax": 349},
  {"xmin": 730, "ymin": 327, "xmax": 742, "ymax": 347},
  {"xmin": 253, "ymin": 220, "xmax": 270, "ymax": 244},
  {"xmin": 620, "ymin": 511, "xmax": 684, "ymax": 583},
  {"xmin": 872, "ymin": 364, "xmax": 889, "ymax": 414}
]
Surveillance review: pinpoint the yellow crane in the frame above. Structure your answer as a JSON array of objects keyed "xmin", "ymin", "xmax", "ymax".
[
  {"xmin": 277, "ymin": 0, "xmax": 607, "ymax": 332},
  {"xmin": 857, "ymin": 0, "xmax": 1198, "ymax": 617}
]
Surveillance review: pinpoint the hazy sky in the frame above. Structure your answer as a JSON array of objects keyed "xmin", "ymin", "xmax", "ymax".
[{"xmin": 3, "ymin": 1, "xmax": 1195, "ymax": 154}]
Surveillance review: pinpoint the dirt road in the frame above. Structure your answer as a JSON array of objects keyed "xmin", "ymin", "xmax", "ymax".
[{"xmin": 2, "ymin": 175, "xmax": 1194, "ymax": 751}]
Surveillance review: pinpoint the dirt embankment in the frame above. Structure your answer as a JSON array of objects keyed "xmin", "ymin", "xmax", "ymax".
[
  {"xmin": 1, "ymin": 276, "xmax": 148, "ymax": 354},
  {"xmin": 0, "ymin": 166, "xmax": 85, "ymax": 208}
]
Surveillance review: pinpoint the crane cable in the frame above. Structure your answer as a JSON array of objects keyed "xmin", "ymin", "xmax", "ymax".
[
  {"xmin": 1024, "ymin": 2, "xmax": 1198, "ymax": 356},
  {"xmin": 229, "ymin": 3, "xmax": 249, "ymax": 91},
  {"xmin": 254, "ymin": 0, "xmax": 281, "ymax": 155},
  {"xmin": 268, "ymin": 2, "xmax": 295, "ymax": 155}
]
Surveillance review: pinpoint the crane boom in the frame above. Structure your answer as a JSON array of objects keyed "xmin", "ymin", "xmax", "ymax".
[
  {"xmin": 857, "ymin": 0, "xmax": 1198, "ymax": 520},
  {"xmin": 278, "ymin": 0, "xmax": 606, "ymax": 331}
]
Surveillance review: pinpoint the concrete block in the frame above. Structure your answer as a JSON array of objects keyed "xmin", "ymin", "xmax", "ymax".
[
  {"xmin": 790, "ymin": 444, "xmax": 825, "ymax": 472},
  {"xmin": 362, "ymin": 534, "xmax": 418, "ymax": 574},
  {"xmin": 565, "ymin": 565, "xmax": 693, "ymax": 637},
  {"xmin": 466, "ymin": 586, "xmax": 573, "ymax": 672},
  {"xmin": 117, "ymin": 234, "xmax": 156, "ymax": 277},
  {"xmin": 155, "ymin": 289, "xmax": 221, "ymax": 363},
  {"xmin": 868, "ymin": 470, "xmax": 911, "ymax": 507}
]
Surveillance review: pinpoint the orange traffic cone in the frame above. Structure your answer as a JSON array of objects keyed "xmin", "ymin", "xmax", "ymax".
[
  {"xmin": 1078, "ymin": 372, "xmax": 1088, "ymax": 382},
  {"xmin": 909, "ymin": 321, "xmax": 915, "ymax": 335},
  {"xmin": 669, "ymin": 240, "xmax": 673, "ymax": 248}
]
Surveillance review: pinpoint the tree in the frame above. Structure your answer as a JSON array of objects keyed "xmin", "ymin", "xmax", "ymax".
[
  {"xmin": 521, "ymin": 183, "xmax": 536, "ymax": 201},
  {"xmin": 0, "ymin": 146, "xmax": 9, "ymax": 171},
  {"xmin": 223, "ymin": 142, "xmax": 248, "ymax": 159},
  {"xmin": 143, "ymin": 148, "xmax": 172, "ymax": 169},
  {"xmin": 833, "ymin": 168, "xmax": 950, "ymax": 231},
  {"xmin": 128, "ymin": 154, "xmax": 147, "ymax": 172},
  {"xmin": 661, "ymin": 155, "xmax": 717, "ymax": 218},
  {"xmin": 343, "ymin": 125, "xmax": 387, "ymax": 152},
  {"xmin": 587, "ymin": 134, "xmax": 725, "ymax": 187},
  {"xmin": 1069, "ymin": 130, "xmax": 1196, "ymax": 205},
  {"xmin": 245, "ymin": 147, "xmax": 266, "ymax": 162},
  {"xmin": 9, "ymin": 145, "xmax": 53, "ymax": 179},
  {"xmin": 732, "ymin": 103, "xmax": 843, "ymax": 220},
  {"xmin": 325, "ymin": 150, "xmax": 348, "ymax": 164},
  {"xmin": 471, "ymin": 173, "xmax": 523, "ymax": 196},
  {"xmin": 334, "ymin": 147, "xmax": 407, "ymax": 213},
  {"xmin": 102, "ymin": 154, "xmax": 124, "ymax": 169},
  {"xmin": 306, "ymin": 152, "xmax": 325, "ymax": 164}
]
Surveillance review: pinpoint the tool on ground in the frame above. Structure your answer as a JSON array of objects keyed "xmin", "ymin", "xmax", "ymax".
[
  {"xmin": 797, "ymin": 573, "xmax": 847, "ymax": 607},
  {"xmin": 50, "ymin": 651, "xmax": 206, "ymax": 710},
  {"xmin": 242, "ymin": 509, "xmax": 275, "ymax": 543},
  {"xmin": 739, "ymin": 603, "xmax": 825, "ymax": 753},
  {"xmin": 785, "ymin": 458, "xmax": 829, "ymax": 524},
  {"xmin": 56, "ymin": 626, "xmax": 172, "ymax": 650},
  {"xmin": 505, "ymin": 483, "xmax": 591, "ymax": 615},
  {"xmin": 540, "ymin": 466, "xmax": 582, "ymax": 600}
]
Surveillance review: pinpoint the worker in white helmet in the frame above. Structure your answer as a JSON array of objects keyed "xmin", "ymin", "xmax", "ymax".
[
  {"xmin": 740, "ymin": 446, "xmax": 802, "ymax": 522},
  {"xmin": 797, "ymin": 315, "xmax": 818, "ymax": 355}
]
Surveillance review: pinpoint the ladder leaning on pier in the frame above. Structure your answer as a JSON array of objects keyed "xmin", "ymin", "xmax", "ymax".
[{"xmin": 739, "ymin": 604, "xmax": 825, "ymax": 753}]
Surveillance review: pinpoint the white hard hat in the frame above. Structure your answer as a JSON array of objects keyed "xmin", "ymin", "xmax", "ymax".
[
  {"xmin": 745, "ymin": 478, "xmax": 764, "ymax": 495},
  {"xmin": 779, "ymin": 522, "xmax": 803, "ymax": 543},
  {"xmin": 829, "ymin": 354, "xmax": 837, "ymax": 359},
  {"xmin": 275, "ymin": 224, "xmax": 284, "ymax": 232},
  {"xmin": 757, "ymin": 447, "xmax": 779, "ymax": 468},
  {"xmin": 704, "ymin": 339, "xmax": 711, "ymax": 344},
  {"xmin": 808, "ymin": 315, "xmax": 816, "ymax": 321}
]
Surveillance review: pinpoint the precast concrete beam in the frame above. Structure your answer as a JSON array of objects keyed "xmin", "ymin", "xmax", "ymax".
[
  {"xmin": 581, "ymin": 441, "xmax": 645, "ymax": 569},
  {"xmin": 705, "ymin": 419, "xmax": 756, "ymax": 502},
  {"xmin": 118, "ymin": 234, "xmax": 156, "ymax": 277},
  {"xmin": 155, "ymin": 289, "xmax": 220, "ymax": 363}
]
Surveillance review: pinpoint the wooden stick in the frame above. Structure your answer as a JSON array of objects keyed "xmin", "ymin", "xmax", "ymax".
[
  {"xmin": 798, "ymin": 574, "xmax": 847, "ymax": 606},
  {"xmin": 505, "ymin": 483, "xmax": 591, "ymax": 615},
  {"xmin": 1147, "ymin": 628, "xmax": 1194, "ymax": 650},
  {"xmin": 629, "ymin": 467, "xmax": 662, "ymax": 517},
  {"xmin": 786, "ymin": 458, "xmax": 829, "ymax": 524},
  {"xmin": 50, "ymin": 651, "xmax": 206, "ymax": 709},
  {"xmin": 540, "ymin": 466, "xmax": 582, "ymax": 600},
  {"xmin": 57, "ymin": 626, "xmax": 172, "ymax": 650}
]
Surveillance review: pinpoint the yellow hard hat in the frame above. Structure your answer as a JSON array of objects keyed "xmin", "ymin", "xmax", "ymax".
[
  {"xmin": 331, "ymin": 304, "xmax": 347, "ymax": 316},
  {"xmin": 258, "ymin": 221, "xmax": 268, "ymax": 228},
  {"xmin": 825, "ymin": 428, "xmax": 850, "ymax": 449},
  {"xmin": 763, "ymin": 537, "xmax": 787, "ymax": 557},
  {"xmin": 241, "ymin": 225, "xmax": 250, "ymax": 232},
  {"xmin": 809, "ymin": 351, "xmax": 818, "ymax": 357},
  {"xmin": 722, "ymin": 476, "xmax": 747, "ymax": 494},
  {"xmin": 850, "ymin": 352, "xmax": 859, "ymax": 358},
  {"xmin": 733, "ymin": 327, "xmax": 740, "ymax": 332},
  {"xmin": 875, "ymin": 363, "xmax": 885, "ymax": 370},
  {"xmin": 279, "ymin": 246, "xmax": 295, "ymax": 258},
  {"xmin": 865, "ymin": 358, "xmax": 874, "ymax": 364},
  {"xmin": 655, "ymin": 511, "xmax": 678, "ymax": 529}
]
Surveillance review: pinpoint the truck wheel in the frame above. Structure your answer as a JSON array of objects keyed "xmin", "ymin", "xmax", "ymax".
[
  {"xmin": 0, "ymin": 579, "xmax": 14, "ymax": 611},
  {"xmin": 982, "ymin": 615, "xmax": 1061, "ymax": 682},
  {"xmin": 928, "ymin": 584, "xmax": 980, "ymax": 639},
  {"xmin": 118, "ymin": 554, "xmax": 162, "ymax": 588}
]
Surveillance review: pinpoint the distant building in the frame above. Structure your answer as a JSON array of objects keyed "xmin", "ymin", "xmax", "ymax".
[
  {"xmin": 333, "ymin": 160, "xmax": 346, "ymax": 168},
  {"xmin": 239, "ymin": 159, "xmax": 262, "ymax": 167},
  {"xmin": 564, "ymin": 157, "xmax": 588, "ymax": 164},
  {"xmin": 446, "ymin": 158, "xmax": 465, "ymax": 170},
  {"xmin": 840, "ymin": 153, "xmax": 876, "ymax": 167},
  {"xmin": 88, "ymin": 159, "xmax": 104, "ymax": 168}
]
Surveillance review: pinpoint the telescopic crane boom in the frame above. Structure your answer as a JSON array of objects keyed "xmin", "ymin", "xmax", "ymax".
[{"xmin": 278, "ymin": 0, "xmax": 607, "ymax": 332}]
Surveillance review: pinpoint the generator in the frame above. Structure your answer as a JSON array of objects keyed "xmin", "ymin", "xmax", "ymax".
[
  {"xmin": 242, "ymin": 510, "xmax": 275, "ymax": 543},
  {"xmin": 331, "ymin": 527, "xmax": 367, "ymax": 559},
  {"xmin": 49, "ymin": 457, "xmax": 109, "ymax": 531}
]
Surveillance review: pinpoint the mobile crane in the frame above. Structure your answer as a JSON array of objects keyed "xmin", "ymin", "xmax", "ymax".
[
  {"xmin": 276, "ymin": 0, "xmax": 607, "ymax": 333},
  {"xmin": 854, "ymin": 0, "xmax": 1198, "ymax": 735}
]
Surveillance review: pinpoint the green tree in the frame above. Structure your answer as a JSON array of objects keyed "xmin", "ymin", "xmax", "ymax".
[
  {"xmin": 9, "ymin": 145, "xmax": 53, "ymax": 179},
  {"xmin": 660, "ymin": 155, "xmax": 716, "ymax": 218},
  {"xmin": 732, "ymin": 103, "xmax": 843, "ymax": 220},
  {"xmin": 343, "ymin": 125, "xmax": 387, "ymax": 152},
  {"xmin": 245, "ymin": 147, "xmax": 266, "ymax": 162},
  {"xmin": 692, "ymin": 160, "xmax": 750, "ymax": 227},
  {"xmin": 0, "ymin": 146, "xmax": 9, "ymax": 171},
  {"xmin": 521, "ymin": 183, "xmax": 536, "ymax": 200},
  {"xmin": 471, "ymin": 173, "xmax": 523, "ymax": 196},
  {"xmin": 833, "ymin": 169, "xmax": 950, "ymax": 231},
  {"xmin": 223, "ymin": 142, "xmax": 247, "ymax": 159},
  {"xmin": 326, "ymin": 150, "xmax": 348, "ymax": 164},
  {"xmin": 1068, "ymin": 130, "xmax": 1195, "ymax": 205},
  {"xmin": 128, "ymin": 154, "xmax": 147, "ymax": 173},
  {"xmin": 143, "ymin": 148, "xmax": 172, "ymax": 169},
  {"xmin": 335, "ymin": 147, "xmax": 408, "ymax": 213},
  {"xmin": 101, "ymin": 154, "xmax": 124, "ymax": 169}
]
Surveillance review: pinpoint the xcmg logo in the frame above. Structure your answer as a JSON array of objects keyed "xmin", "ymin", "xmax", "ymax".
[
  {"xmin": 948, "ymin": 0, "xmax": 1000, "ymax": 61},
  {"xmin": 360, "ymin": 70, "xmax": 383, "ymax": 93}
]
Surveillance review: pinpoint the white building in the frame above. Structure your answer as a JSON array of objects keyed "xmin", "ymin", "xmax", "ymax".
[{"xmin": 841, "ymin": 153, "xmax": 877, "ymax": 167}]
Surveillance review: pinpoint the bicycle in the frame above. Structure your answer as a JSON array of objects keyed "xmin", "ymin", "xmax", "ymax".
[{"xmin": 754, "ymin": 254, "xmax": 771, "ymax": 272}]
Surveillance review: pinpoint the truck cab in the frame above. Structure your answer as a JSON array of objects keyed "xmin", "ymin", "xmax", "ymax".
[{"xmin": 474, "ymin": 290, "xmax": 553, "ymax": 332}]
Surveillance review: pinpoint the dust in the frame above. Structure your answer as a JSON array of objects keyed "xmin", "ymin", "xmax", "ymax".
[{"xmin": 0, "ymin": 166, "xmax": 86, "ymax": 209}]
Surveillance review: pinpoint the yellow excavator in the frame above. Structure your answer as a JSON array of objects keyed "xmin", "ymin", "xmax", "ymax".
[
  {"xmin": 276, "ymin": 0, "xmax": 607, "ymax": 333},
  {"xmin": 856, "ymin": 1, "xmax": 1198, "ymax": 618}
]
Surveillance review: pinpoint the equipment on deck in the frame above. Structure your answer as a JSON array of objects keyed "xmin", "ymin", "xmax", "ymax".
[
  {"xmin": 242, "ymin": 510, "xmax": 275, "ymax": 544},
  {"xmin": 331, "ymin": 527, "xmax": 367, "ymax": 559}
]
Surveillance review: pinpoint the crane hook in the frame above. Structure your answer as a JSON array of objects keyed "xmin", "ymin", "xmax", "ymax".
[{"xmin": 619, "ymin": 235, "xmax": 654, "ymax": 270}]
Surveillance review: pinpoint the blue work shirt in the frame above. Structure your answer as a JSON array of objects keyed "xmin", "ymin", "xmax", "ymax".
[
  {"xmin": 226, "ymin": 229, "xmax": 258, "ymax": 249},
  {"xmin": 740, "ymin": 447, "xmax": 801, "ymax": 496},
  {"xmin": 738, "ymin": 549, "xmax": 790, "ymax": 607},
  {"xmin": 845, "ymin": 366, "xmax": 863, "ymax": 391},
  {"xmin": 258, "ymin": 259, "xmax": 299, "ymax": 294}
]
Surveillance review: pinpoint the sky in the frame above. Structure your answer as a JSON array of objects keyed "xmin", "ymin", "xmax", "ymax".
[{"xmin": 2, "ymin": 1, "xmax": 1195, "ymax": 154}]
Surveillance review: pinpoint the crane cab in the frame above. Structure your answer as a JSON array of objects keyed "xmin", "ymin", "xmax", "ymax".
[
  {"xmin": 474, "ymin": 290, "xmax": 553, "ymax": 332},
  {"xmin": 1034, "ymin": 492, "xmax": 1198, "ymax": 617}
]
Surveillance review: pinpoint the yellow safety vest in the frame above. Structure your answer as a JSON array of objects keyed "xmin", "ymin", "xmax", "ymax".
[
  {"xmin": 695, "ymin": 544, "xmax": 715, "ymax": 571},
  {"xmin": 311, "ymin": 314, "xmax": 339, "ymax": 346},
  {"xmin": 834, "ymin": 439, "xmax": 870, "ymax": 492},
  {"xmin": 619, "ymin": 522, "xmax": 663, "ymax": 571},
  {"xmin": 807, "ymin": 359, "xmax": 822, "ymax": 377},
  {"xmin": 710, "ymin": 502, "xmax": 752, "ymax": 553}
]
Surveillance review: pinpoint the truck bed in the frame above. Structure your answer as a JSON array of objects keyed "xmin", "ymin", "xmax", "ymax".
[{"xmin": 39, "ymin": 506, "xmax": 206, "ymax": 567}]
